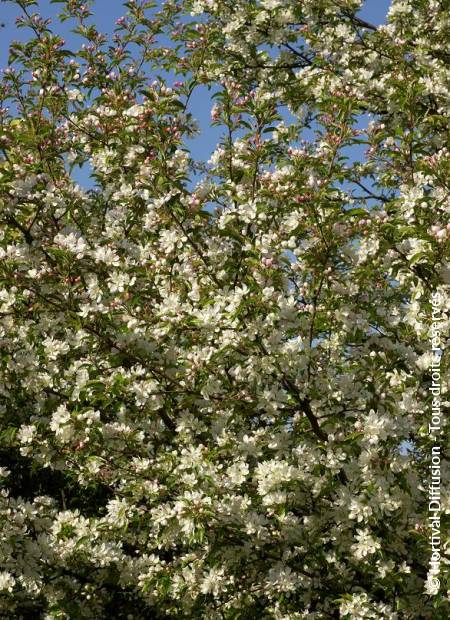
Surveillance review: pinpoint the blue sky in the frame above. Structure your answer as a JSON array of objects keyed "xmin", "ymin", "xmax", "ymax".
[{"xmin": 0, "ymin": 0, "xmax": 392, "ymax": 185}]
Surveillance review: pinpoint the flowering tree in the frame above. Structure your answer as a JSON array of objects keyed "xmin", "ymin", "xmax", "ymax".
[{"xmin": 0, "ymin": 0, "xmax": 448, "ymax": 617}]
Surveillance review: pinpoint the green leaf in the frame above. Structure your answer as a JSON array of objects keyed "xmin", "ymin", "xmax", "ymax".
[
  {"xmin": 344, "ymin": 207, "xmax": 367, "ymax": 216},
  {"xmin": 409, "ymin": 251, "xmax": 428, "ymax": 266}
]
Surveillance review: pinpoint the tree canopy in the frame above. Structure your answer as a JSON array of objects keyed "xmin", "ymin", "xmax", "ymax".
[{"xmin": 0, "ymin": 0, "xmax": 448, "ymax": 618}]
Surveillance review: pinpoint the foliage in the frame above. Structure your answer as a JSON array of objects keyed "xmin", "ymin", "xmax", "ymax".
[{"xmin": 0, "ymin": 0, "xmax": 448, "ymax": 617}]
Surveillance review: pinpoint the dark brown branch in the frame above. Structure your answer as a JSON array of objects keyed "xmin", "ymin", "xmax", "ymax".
[
  {"xmin": 282, "ymin": 376, "xmax": 328, "ymax": 442},
  {"xmin": 343, "ymin": 12, "xmax": 378, "ymax": 32}
]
